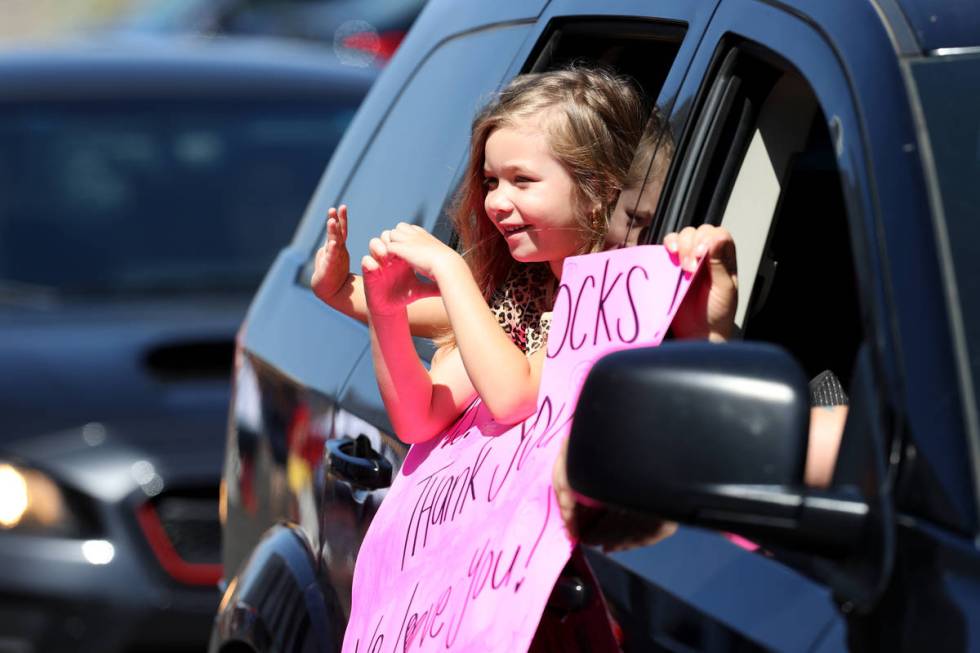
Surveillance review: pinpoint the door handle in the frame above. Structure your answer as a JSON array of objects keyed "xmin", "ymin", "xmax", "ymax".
[{"xmin": 326, "ymin": 434, "xmax": 393, "ymax": 490}]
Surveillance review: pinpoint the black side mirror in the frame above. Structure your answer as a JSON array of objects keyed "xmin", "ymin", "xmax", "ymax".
[{"xmin": 567, "ymin": 342, "xmax": 867, "ymax": 557}]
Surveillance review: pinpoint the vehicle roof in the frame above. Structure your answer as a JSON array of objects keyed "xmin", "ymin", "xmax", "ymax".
[
  {"xmin": 407, "ymin": 0, "xmax": 978, "ymax": 60},
  {"xmin": 0, "ymin": 36, "xmax": 378, "ymax": 102},
  {"xmin": 893, "ymin": 0, "xmax": 980, "ymax": 52}
]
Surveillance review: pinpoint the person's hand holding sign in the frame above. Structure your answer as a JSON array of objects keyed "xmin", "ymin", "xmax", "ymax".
[{"xmin": 666, "ymin": 224, "xmax": 738, "ymax": 343}]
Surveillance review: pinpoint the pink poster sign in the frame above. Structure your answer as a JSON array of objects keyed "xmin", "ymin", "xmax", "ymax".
[{"xmin": 344, "ymin": 245, "xmax": 696, "ymax": 653}]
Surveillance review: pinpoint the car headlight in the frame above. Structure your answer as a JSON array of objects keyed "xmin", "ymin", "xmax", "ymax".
[{"xmin": 0, "ymin": 461, "xmax": 95, "ymax": 537}]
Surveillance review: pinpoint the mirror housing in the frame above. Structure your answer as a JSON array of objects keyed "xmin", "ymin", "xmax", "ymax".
[{"xmin": 567, "ymin": 342, "xmax": 867, "ymax": 557}]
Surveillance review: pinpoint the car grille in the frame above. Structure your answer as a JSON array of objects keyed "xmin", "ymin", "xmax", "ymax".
[{"xmin": 135, "ymin": 490, "xmax": 222, "ymax": 587}]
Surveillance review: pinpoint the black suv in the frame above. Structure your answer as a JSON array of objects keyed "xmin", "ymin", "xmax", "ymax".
[{"xmin": 212, "ymin": 0, "xmax": 980, "ymax": 650}]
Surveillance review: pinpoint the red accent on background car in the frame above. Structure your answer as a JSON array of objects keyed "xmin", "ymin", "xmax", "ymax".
[
  {"xmin": 342, "ymin": 30, "xmax": 406, "ymax": 62},
  {"xmin": 135, "ymin": 502, "xmax": 222, "ymax": 587}
]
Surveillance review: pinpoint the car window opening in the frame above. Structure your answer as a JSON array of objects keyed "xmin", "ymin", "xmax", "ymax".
[{"xmin": 666, "ymin": 43, "xmax": 864, "ymax": 396}]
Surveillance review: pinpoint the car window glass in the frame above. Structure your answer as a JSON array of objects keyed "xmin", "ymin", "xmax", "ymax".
[
  {"xmin": 335, "ymin": 25, "xmax": 531, "ymax": 266},
  {"xmin": 0, "ymin": 100, "xmax": 356, "ymax": 295}
]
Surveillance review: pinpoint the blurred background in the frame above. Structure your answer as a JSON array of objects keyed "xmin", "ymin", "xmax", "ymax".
[
  {"xmin": 1, "ymin": 0, "xmax": 424, "ymax": 54},
  {"xmin": 0, "ymin": 1, "xmax": 424, "ymax": 651},
  {"xmin": 1, "ymin": 0, "xmax": 131, "ymax": 42}
]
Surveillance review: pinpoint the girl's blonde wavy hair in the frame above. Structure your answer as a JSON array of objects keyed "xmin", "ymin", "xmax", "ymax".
[{"xmin": 436, "ymin": 66, "xmax": 649, "ymax": 348}]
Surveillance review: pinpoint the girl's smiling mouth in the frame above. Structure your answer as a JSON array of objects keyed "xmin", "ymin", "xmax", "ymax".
[{"xmin": 501, "ymin": 224, "xmax": 532, "ymax": 236}]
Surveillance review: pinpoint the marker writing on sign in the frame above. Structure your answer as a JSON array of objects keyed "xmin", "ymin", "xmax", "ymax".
[
  {"xmin": 399, "ymin": 582, "xmax": 453, "ymax": 652},
  {"xmin": 401, "ymin": 440, "xmax": 492, "ymax": 569},
  {"xmin": 547, "ymin": 258, "xmax": 653, "ymax": 358},
  {"xmin": 363, "ymin": 483, "xmax": 555, "ymax": 652},
  {"xmin": 445, "ymin": 487, "xmax": 552, "ymax": 649},
  {"xmin": 440, "ymin": 401, "xmax": 482, "ymax": 448},
  {"xmin": 486, "ymin": 395, "xmax": 571, "ymax": 502},
  {"xmin": 353, "ymin": 613, "xmax": 385, "ymax": 653}
]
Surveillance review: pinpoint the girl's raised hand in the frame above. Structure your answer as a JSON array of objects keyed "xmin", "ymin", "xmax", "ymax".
[
  {"xmin": 361, "ymin": 231, "xmax": 440, "ymax": 316},
  {"xmin": 665, "ymin": 224, "xmax": 738, "ymax": 342},
  {"xmin": 312, "ymin": 205, "xmax": 351, "ymax": 302}
]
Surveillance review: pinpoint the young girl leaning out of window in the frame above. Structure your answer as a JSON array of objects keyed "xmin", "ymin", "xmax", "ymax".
[{"xmin": 312, "ymin": 66, "xmax": 738, "ymax": 443}]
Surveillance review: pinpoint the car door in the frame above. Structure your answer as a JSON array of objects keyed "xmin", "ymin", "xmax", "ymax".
[{"xmin": 573, "ymin": 1, "xmax": 933, "ymax": 650}]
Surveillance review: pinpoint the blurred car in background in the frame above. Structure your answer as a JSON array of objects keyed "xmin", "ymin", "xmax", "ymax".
[
  {"xmin": 103, "ymin": 0, "xmax": 428, "ymax": 65},
  {"xmin": 0, "ymin": 38, "xmax": 374, "ymax": 652}
]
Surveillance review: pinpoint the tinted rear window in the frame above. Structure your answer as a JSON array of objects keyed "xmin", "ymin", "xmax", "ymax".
[{"xmin": 0, "ymin": 99, "xmax": 356, "ymax": 295}]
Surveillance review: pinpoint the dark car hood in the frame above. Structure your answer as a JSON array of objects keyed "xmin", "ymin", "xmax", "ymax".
[{"xmin": 0, "ymin": 294, "xmax": 245, "ymax": 485}]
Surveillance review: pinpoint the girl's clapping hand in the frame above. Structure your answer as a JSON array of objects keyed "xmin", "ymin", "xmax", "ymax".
[
  {"xmin": 380, "ymin": 222, "xmax": 462, "ymax": 281},
  {"xmin": 361, "ymin": 225, "xmax": 442, "ymax": 316}
]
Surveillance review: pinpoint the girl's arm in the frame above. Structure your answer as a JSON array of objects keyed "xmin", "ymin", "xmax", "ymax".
[
  {"xmin": 366, "ymin": 305, "xmax": 478, "ymax": 444},
  {"xmin": 433, "ymin": 255, "xmax": 545, "ymax": 423},
  {"xmin": 364, "ymin": 223, "xmax": 544, "ymax": 440},
  {"xmin": 382, "ymin": 223, "xmax": 544, "ymax": 424},
  {"xmin": 361, "ymin": 242, "xmax": 478, "ymax": 443},
  {"xmin": 312, "ymin": 205, "xmax": 450, "ymax": 337}
]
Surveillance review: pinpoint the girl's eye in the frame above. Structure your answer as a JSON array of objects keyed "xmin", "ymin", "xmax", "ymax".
[
  {"xmin": 482, "ymin": 176, "xmax": 498, "ymax": 190},
  {"xmin": 515, "ymin": 176, "xmax": 534, "ymax": 185},
  {"xmin": 625, "ymin": 210, "xmax": 653, "ymax": 226}
]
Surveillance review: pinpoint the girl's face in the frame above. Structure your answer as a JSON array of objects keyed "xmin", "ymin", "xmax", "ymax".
[
  {"xmin": 605, "ymin": 178, "xmax": 663, "ymax": 249},
  {"xmin": 482, "ymin": 116, "xmax": 586, "ymax": 274}
]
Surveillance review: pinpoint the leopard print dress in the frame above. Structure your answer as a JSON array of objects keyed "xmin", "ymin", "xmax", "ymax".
[{"xmin": 488, "ymin": 263, "xmax": 555, "ymax": 355}]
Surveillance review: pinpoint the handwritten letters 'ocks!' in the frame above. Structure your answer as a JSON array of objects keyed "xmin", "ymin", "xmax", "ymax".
[{"xmin": 344, "ymin": 246, "xmax": 696, "ymax": 653}]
